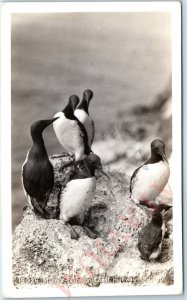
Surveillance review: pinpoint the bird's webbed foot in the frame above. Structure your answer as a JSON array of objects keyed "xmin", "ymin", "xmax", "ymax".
[{"xmin": 67, "ymin": 223, "xmax": 79, "ymax": 240}]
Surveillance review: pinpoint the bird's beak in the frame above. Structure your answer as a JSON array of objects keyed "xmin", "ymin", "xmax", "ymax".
[
  {"xmin": 159, "ymin": 150, "xmax": 168, "ymax": 162},
  {"xmin": 163, "ymin": 154, "xmax": 168, "ymax": 162},
  {"xmin": 165, "ymin": 205, "xmax": 172, "ymax": 211},
  {"xmin": 96, "ymin": 165, "xmax": 109, "ymax": 178},
  {"xmin": 47, "ymin": 116, "xmax": 59, "ymax": 125}
]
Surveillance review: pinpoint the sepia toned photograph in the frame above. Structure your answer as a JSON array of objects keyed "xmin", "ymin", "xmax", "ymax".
[{"xmin": 0, "ymin": 2, "xmax": 182, "ymax": 297}]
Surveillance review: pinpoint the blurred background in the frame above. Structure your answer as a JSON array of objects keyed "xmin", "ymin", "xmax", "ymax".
[{"xmin": 11, "ymin": 12, "xmax": 172, "ymax": 231}]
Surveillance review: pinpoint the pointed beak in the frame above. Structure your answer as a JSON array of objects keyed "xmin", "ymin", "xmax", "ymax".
[
  {"xmin": 162, "ymin": 153, "xmax": 168, "ymax": 162},
  {"xmin": 165, "ymin": 205, "xmax": 172, "ymax": 211},
  {"xmin": 47, "ymin": 116, "xmax": 59, "ymax": 125},
  {"xmin": 96, "ymin": 166, "xmax": 109, "ymax": 178},
  {"xmin": 159, "ymin": 150, "xmax": 168, "ymax": 162}
]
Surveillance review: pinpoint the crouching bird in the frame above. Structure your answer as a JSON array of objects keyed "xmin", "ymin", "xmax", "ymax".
[
  {"xmin": 74, "ymin": 89, "xmax": 95, "ymax": 147},
  {"xmin": 137, "ymin": 203, "xmax": 172, "ymax": 261},
  {"xmin": 130, "ymin": 139, "xmax": 170, "ymax": 207},
  {"xmin": 22, "ymin": 117, "xmax": 59, "ymax": 217},
  {"xmin": 59, "ymin": 153, "xmax": 107, "ymax": 239}
]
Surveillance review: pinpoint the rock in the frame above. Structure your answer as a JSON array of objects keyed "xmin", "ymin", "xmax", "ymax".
[
  {"xmin": 92, "ymin": 83, "xmax": 172, "ymax": 169},
  {"xmin": 163, "ymin": 267, "xmax": 174, "ymax": 285},
  {"xmin": 12, "ymin": 155, "xmax": 173, "ymax": 288}
]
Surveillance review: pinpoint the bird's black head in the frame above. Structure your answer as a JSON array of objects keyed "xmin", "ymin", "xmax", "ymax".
[
  {"xmin": 152, "ymin": 203, "xmax": 172, "ymax": 225},
  {"xmin": 85, "ymin": 153, "xmax": 102, "ymax": 170},
  {"xmin": 153, "ymin": 203, "xmax": 172, "ymax": 215},
  {"xmin": 30, "ymin": 117, "xmax": 59, "ymax": 141},
  {"xmin": 151, "ymin": 139, "xmax": 167, "ymax": 161},
  {"xmin": 69, "ymin": 95, "xmax": 80, "ymax": 111},
  {"xmin": 83, "ymin": 89, "xmax": 93, "ymax": 105},
  {"xmin": 84, "ymin": 153, "xmax": 109, "ymax": 178},
  {"xmin": 73, "ymin": 153, "xmax": 103, "ymax": 179}
]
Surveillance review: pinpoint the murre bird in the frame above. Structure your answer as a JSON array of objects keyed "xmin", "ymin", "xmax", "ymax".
[
  {"xmin": 130, "ymin": 139, "xmax": 170, "ymax": 207},
  {"xmin": 59, "ymin": 153, "xmax": 107, "ymax": 239},
  {"xmin": 74, "ymin": 89, "xmax": 95, "ymax": 147},
  {"xmin": 137, "ymin": 203, "xmax": 172, "ymax": 261},
  {"xmin": 53, "ymin": 95, "xmax": 91, "ymax": 167},
  {"xmin": 22, "ymin": 117, "xmax": 59, "ymax": 215}
]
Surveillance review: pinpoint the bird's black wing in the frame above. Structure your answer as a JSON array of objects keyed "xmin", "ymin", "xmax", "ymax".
[
  {"xmin": 129, "ymin": 152, "xmax": 153, "ymax": 195},
  {"xmin": 138, "ymin": 224, "xmax": 162, "ymax": 257},
  {"xmin": 90, "ymin": 120, "xmax": 95, "ymax": 145},
  {"xmin": 149, "ymin": 227, "xmax": 163, "ymax": 253},
  {"xmin": 22, "ymin": 159, "xmax": 54, "ymax": 199},
  {"xmin": 129, "ymin": 165, "xmax": 143, "ymax": 194},
  {"xmin": 74, "ymin": 116, "xmax": 91, "ymax": 155}
]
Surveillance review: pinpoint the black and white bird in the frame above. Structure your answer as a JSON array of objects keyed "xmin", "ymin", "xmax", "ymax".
[
  {"xmin": 74, "ymin": 89, "xmax": 95, "ymax": 147},
  {"xmin": 59, "ymin": 153, "xmax": 106, "ymax": 239},
  {"xmin": 130, "ymin": 139, "xmax": 170, "ymax": 207},
  {"xmin": 22, "ymin": 117, "xmax": 59, "ymax": 215},
  {"xmin": 137, "ymin": 203, "xmax": 172, "ymax": 261},
  {"xmin": 53, "ymin": 95, "xmax": 91, "ymax": 165}
]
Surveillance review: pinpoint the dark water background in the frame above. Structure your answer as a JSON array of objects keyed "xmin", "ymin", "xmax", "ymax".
[{"xmin": 11, "ymin": 12, "xmax": 171, "ymax": 230}]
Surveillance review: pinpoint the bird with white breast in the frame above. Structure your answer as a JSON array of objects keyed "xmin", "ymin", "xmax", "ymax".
[
  {"xmin": 59, "ymin": 152, "xmax": 107, "ymax": 239},
  {"xmin": 53, "ymin": 95, "xmax": 91, "ymax": 169},
  {"xmin": 130, "ymin": 139, "xmax": 170, "ymax": 207}
]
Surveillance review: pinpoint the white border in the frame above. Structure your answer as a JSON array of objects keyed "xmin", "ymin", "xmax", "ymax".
[{"xmin": 0, "ymin": 2, "xmax": 182, "ymax": 298}]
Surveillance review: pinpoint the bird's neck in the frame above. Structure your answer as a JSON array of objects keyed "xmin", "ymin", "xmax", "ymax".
[
  {"xmin": 151, "ymin": 212, "xmax": 163, "ymax": 226},
  {"xmin": 70, "ymin": 162, "xmax": 94, "ymax": 180},
  {"xmin": 32, "ymin": 132, "xmax": 44, "ymax": 144},
  {"xmin": 77, "ymin": 98, "xmax": 89, "ymax": 114},
  {"xmin": 146, "ymin": 152, "xmax": 163, "ymax": 164},
  {"xmin": 31, "ymin": 134, "xmax": 48, "ymax": 156},
  {"xmin": 63, "ymin": 103, "xmax": 75, "ymax": 120}
]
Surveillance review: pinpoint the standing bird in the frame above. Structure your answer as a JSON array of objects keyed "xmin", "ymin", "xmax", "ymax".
[
  {"xmin": 22, "ymin": 117, "xmax": 59, "ymax": 215},
  {"xmin": 59, "ymin": 153, "xmax": 107, "ymax": 239},
  {"xmin": 74, "ymin": 89, "xmax": 95, "ymax": 147},
  {"xmin": 130, "ymin": 139, "xmax": 170, "ymax": 207},
  {"xmin": 137, "ymin": 203, "xmax": 172, "ymax": 261},
  {"xmin": 53, "ymin": 95, "xmax": 91, "ymax": 166}
]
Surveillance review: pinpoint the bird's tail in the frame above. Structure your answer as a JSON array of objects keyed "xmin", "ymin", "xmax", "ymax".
[{"xmin": 30, "ymin": 195, "xmax": 59, "ymax": 219}]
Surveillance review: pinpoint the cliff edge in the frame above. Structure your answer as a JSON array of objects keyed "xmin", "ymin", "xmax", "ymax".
[{"xmin": 12, "ymin": 155, "xmax": 173, "ymax": 288}]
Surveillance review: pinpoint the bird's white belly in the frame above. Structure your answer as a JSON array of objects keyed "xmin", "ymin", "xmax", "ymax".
[
  {"xmin": 59, "ymin": 177, "xmax": 96, "ymax": 222},
  {"xmin": 53, "ymin": 112, "xmax": 84, "ymax": 158},
  {"xmin": 161, "ymin": 222, "xmax": 166, "ymax": 238},
  {"xmin": 149, "ymin": 223, "xmax": 165, "ymax": 260},
  {"xmin": 131, "ymin": 161, "xmax": 170, "ymax": 203},
  {"xmin": 149, "ymin": 242, "xmax": 162, "ymax": 259},
  {"xmin": 74, "ymin": 109, "xmax": 94, "ymax": 146}
]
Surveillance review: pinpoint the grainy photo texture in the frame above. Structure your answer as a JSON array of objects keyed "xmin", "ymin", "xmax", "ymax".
[{"xmin": 1, "ymin": 2, "xmax": 182, "ymax": 297}]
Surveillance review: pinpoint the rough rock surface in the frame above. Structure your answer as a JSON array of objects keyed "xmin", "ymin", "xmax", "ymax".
[
  {"xmin": 12, "ymin": 155, "xmax": 173, "ymax": 288},
  {"xmin": 92, "ymin": 84, "xmax": 172, "ymax": 173}
]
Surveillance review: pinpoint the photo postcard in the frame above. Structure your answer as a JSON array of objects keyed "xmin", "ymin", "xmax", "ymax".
[{"xmin": 0, "ymin": 1, "xmax": 182, "ymax": 298}]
